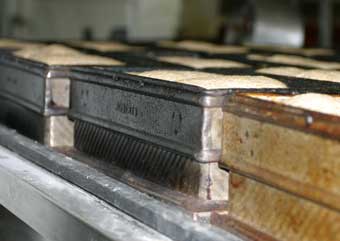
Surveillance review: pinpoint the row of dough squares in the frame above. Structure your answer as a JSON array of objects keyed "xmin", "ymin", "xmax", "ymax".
[{"xmin": 1, "ymin": 39, "xmax": 340, "ymax": 117}]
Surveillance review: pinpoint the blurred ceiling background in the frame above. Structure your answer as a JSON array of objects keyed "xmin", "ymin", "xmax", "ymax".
[{"xmin": 0, "ymin": 0, "xmax": 337, "ymax": 48}]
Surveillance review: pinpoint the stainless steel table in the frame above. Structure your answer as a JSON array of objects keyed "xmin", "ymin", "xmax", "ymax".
[
  {"xmin": 0, "ymin": 145, "xmax": 172, "ymax": 241},
  {"xmin": 0, "ymin": 125, "xmax": 242, "ymax": 241}
]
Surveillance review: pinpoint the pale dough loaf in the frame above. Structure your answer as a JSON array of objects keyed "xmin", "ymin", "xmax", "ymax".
[
  {"xmin": 302, "ymin": 48, "xmax": 334, "ymax": 57},
  {"xmin": 281, "ymin": 93, "xmax": 340, "ymax": 116},
  {"xmin": 14, "ymin": 44, "xmax": 124, "ymax": 66},
  {"xmin": 252, "ymin": 93, "xmax": 340, "ymax": 116},
  {"xmin": 0, "ymin": 39, "xmax": 44, "ymax": 49},
  {"xmin": 128, "ymin": 70, "xmax": 215, "ymax": 82},
  {"xmin": 257, "ymin": 67, "xmax": 340, "ymax": 83},
  {"xmin": 159, "ymin": 40, "xmax": 248, "ymax": 54},
  {"xmin": 69, "ymin": 41, "xmax": 138, "ymax": 52},
  {"xmin": 128, "ymin": 70, "xmax": 287, "ymax": 90},
  {"xmin": 246, "ymin": 44, "xmax": 334, "ymax": 57},
  {"xmin": 157, "ymin": 56, "xmax": 249, "ymax": 69},
  {"xmin": 248, "ymin": 54, "xmax": 340, "ymax": 70}
]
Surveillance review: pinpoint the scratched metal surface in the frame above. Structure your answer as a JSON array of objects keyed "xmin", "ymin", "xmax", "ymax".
[
  {"xmin": 0, "ymin": 205, "xmax": 47, "ymax": 241},
  {"xmin": 0, "ymin": 125, "xmax": 243, "ymax": 241},
  {"xmin": 0, "ymin": 144, "xmax": 173, "ymax": 241}
]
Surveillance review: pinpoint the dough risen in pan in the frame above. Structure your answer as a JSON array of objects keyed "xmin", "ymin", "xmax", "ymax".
[
  {"xmin": 257, "ymin": 67, "xmax": 302, "ymax": 77},
  {"xmin": 128, "ymin": 70, "xmax": 216, "ymax": 82},
  {"xmin": 280, "ymin": 93, "xmax": 340, "ymax": 116},
  {"xmin": 157, "ymin": 56, "xmax": 249, "ymax": 69},
  {"xmin": 248, "ymin": 54, "xmax": 340, "ymax": 70},
  {"xmin": 246, "ymin": 44, "xmax": 334, "ymax": 57},
  {"xmin": 69, "ymin": 41, "xmax": 139, "ymax": 52},
  {"xmin": 128, "ymin": 70, "xmax": 287, "ymax": 89},
  {"xmin": 159, "ymin": 40, "xmax": 248, "ymax": 54},
  {"xmin": 302, "ymin": 48, "xmax": 334, "ymax": 57},
  {"xmin": 15, "ymin": 44, "xmax": 79, "ymax": 57},
  {"xmin": 14, "ymin": 44, "xmax": 124, "ymax": 66},
  {"xmin": 0, "ymin": 39, "xmax": 44, "ymax": 50},
  {"xmin": 257, "ymin": 67, "xmax": 340, "ymax": 83}
]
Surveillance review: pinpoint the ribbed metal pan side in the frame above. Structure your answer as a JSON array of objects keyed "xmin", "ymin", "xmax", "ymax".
[{"xmin": 74, "ymin": 120, "xmax": 201, "ymax": 195}]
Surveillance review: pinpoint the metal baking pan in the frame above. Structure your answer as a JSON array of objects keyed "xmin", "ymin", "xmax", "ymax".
[
  {"xmin": 198, "ymin": 66, "xmax": 340, "ymax": 94},
  {"xmin": 138, "ymin": 52, "xmax": 255, "ymax": 75},
  {"xmin": 152, "ymin": 41, "xmax": 248, "ymax": 59},
  {"xmin": 143, "ymin": 46, "xmax": 340, "ymax": 71},
  {"xmin": 68, "ymin": 67, "xmax": 297, "ymax": 198},
  {"xmin": 0, "ymin": 53, "xmax": 70, "ymax": 115},
  {"xmin": 101, "ymin": 52, "xmax": 190, "ymax": 69},
  {"xmin": 199, "ymin": 46, "xmax": 340, "ymax": 69},
  {"xmin": 243, "ymin": 53, "xmax": 340, "ymax": 71},
  {"xmin": 221, "ymin": 92, "xmax": 340, "ymax": 212},
  {"xmin": 212, "ymin": 55, "xmax": 340, "ymax": 70},
  {"xmin": 67, "ymin": 43, "xmax": 190, "ymax": 70},
  {"xmin": 147, "ymin": 41, "xmax": 340, "ymax": 70},
  {"xmin": 224, "ymin": 172, "xmax": 340, "ymax": 241},
  {"xmin": 0, "ymin": 39, "xmax": 45, "ymax": 54},
  {"xmin": 0, "ymin": 48, "xmax": 17, "ymax": 54},
  {"xmin": 0, "ymin": 49, "xmax": 174, "ymax": 146},
  {"xmin": 0, "ymin": 98, "xmax": 73, "ymax": 147},
  {"xmin": 255, "ymin": 73, "xmax": 340, "ymax": 94},
  {"xmin": 143, "ymin": 45, "xmax": 202, "ymax": 58},
  {"xmin": 150, "ymin": 55, "xmax": 340, "ymax": 86},
  {"xmin": 173, "ymin": 48, "xmax": 340, "ymax": 70},
  {"xmin": 69, "ymin": 68, "xmax": 296, "ymax": 163},
  {"xmin": 137, "ymin": 48, "xmax": 340, "ymax": 80},
  {"xmin": 247, "ymin": 45, "xmax": 337, "ymax": 59},
  {"xmin": 0, "ymin": 53, "xmax": 74, "ymax": 146}
]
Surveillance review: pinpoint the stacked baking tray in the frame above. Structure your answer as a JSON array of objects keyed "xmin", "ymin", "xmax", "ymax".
[
  {"xmin": 68, "ymin": 56, "xmax": 340, "ymax": 205},
  {"xmin": 217, "ymin": 91, "xmax": 340, "ymax": 241},
  {"xmin": 67, "ymin": 40, "xmax": 190, "ymax": 70},
  {"xmin": 0, "ymin": 43, "xmax": 126, "ymax": 147},
  {"xmin": 2, "ymin": 40, "xmax": 340, "ymax": 237},
  {"xmin": 68, "ymin": 67, "xmax": 295, "ymax": 200},
  {"xmin": 145, "ymin": 41, "xmax": 340, "ymax": 238},
  {"xmin": 147, "ymin": 48, "xmax": 340, "ymax": 93},
  {"xmin": 153, "ymin": 40, "xmax": 340, "ymax": 70},
  {"xmin": 0, "ymin": 39, "xmax": 44, "ymax": 53},
  {"xmin": 146, "ymin": 53, "xmax": 253, "ymax": 75},
  {"xmin": 154, "ymin": 40, "xmax": 249, "ymax": 59},
  {"xmin": 67, "ymin": 40, "xmax": 340, "ymax": 204},
  {"xmin": 245, "ymin": 44, "xmax": 339, "ymax": 62}
]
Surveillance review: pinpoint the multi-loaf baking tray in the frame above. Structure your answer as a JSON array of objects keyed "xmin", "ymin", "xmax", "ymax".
[
  {"xmin": 146, "ymin": 53, "xmax": 340, "ymax": 83},
  {"xmin": 154, "ymin": 40, "xmax": 249, "ymax": 59},
  {"xmin": 67, "ymin": 40, "xmax": 190, "ymax": 70},
  {"xmin": 68, "ymin": 65, "xmax": 340, "ymax": 200},
  {"xmin": 246, "ymin": 44, "xmax": 337, "ymax": 59},
  {"xmin": 220, "ymin": 92, "xmax": 340, "ymax": 241},
  {"xmin": 0, "ymin": 44, "xmax": 128, "ymax": 147},
  {"xmin": 156, "ymin": 40, "xmax": 340, "ymax": 62},
  {"xmin": 121, "ymin": 41, "xmax": 340, "ymax": 82},
  {"xmin": 152, "ymin": 40, "xmax": 340, "ymax": 72},
  {"xmin": 142, "ymin": 52, "xmax": 254, "ymax": 75},
  {"xmin": 71, "ymin": 40, "xmax": 340, "ymax": 74},
  {"xmin": 0, "ymin": 38, "xmax": 44, "ymax": 53},
  {"xmin": 149, "ymin": 40, "xmax": 265, "ymax": 70}
]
